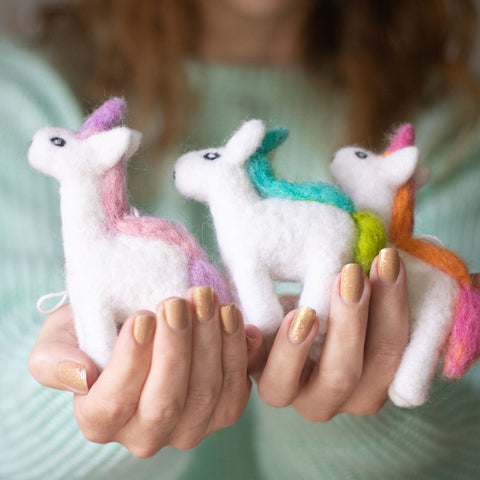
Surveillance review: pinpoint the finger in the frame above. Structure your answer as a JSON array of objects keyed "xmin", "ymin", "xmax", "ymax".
[
  {"xmin": 210, "ymin": 305, "xmax": 252, "ymax": 431},
  {"xmin": 293, "ymin": 264, "xmax": 370, "ymax": 421},
  {"xmin": 119, "ymin": 297, "xmax": 192, "ymax": 455},
  {"xmin": 28, "ymin": 304, "xmax": 98, "ymax": 394},
  {"xmin": 341, "ymin": 249, "xmax": 409, "ymax": 414},
  {"xmin": 73, "ymin": 310, "xmax": 156, "ymax": 443},
  {"xmin": 256, "ymin": 307, "xmax": 319, "ymax": 408},
  {"xmin": 169, "ymin": 286, "xmax": 224, "ymax": 448}
]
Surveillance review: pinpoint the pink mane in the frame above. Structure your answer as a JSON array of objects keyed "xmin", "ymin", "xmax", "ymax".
[
  {"xmin": 385, "ymin": 123, "xmax": 415, "ymax": 153},
  {"xmin": 78, "ymin": 98, "xmax": 229, "ymax": 301}
]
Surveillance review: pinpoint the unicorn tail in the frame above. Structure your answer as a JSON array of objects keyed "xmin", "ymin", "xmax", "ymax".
[
  {"xmin": 351, "ymin": 210, "xmax": 386, "ymax": 275},
  {"xmin": 188, "ymin": 257, "xmax": 231, "ymax": 304},
  {"xmin": 442, "ymin": 282, "xmax": 480, "ymax": 378}
]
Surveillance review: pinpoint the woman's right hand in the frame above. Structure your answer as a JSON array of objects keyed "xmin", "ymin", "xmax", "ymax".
[{"xmin": 28, "ymin": 287, "xmax": 262, "ymax": 458}]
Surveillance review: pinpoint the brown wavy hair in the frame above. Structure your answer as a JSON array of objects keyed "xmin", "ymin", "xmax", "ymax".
[{"xmin": 39, "ymin": 0, "xmax": 479, "ymax": 151}]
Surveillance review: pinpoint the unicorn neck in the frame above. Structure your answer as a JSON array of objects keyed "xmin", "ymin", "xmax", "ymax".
[
  {"xmin": 209, "ymin": 167, "xmax": 260, "ymax": 215},
  {"xmin": 102, "ymin": 160, "xmax": 130, "ymax": 228},
  {"xmin": 60, "ymin": 177, "xmax": 109, "ymax": 250}
]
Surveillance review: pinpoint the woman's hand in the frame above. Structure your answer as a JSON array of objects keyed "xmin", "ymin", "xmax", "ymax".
[
  {"xmin": 248, "ymin": 248, "xmax": 410, "ymax": 421},
  {"xmin": 29, "ymin": 287, "xmax": 262, "ymax": 458}
]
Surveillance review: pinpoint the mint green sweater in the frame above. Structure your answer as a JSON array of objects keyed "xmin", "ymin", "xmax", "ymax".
[{"xmin": 2, "ymin": 39, "xmax": 480, "ymax": 480}]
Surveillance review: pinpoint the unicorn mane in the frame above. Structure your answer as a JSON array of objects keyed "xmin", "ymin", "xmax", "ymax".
[
  {"xmin": 246, "ymin": 127, "xmax": 385, "ymax": 274},
  {"xmin": 81, "ymin": 98, "xmax": 229, "ymax": 301}
]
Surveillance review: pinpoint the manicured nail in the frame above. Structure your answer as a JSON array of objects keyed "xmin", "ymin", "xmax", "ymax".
[
  {"xmin": 246, "ymin": 335, "xmax": 257, "ymax": 350},
  {"xmin": 340, "ymin": 263, "xmax": 364, "ymax": 303},
  {"xmin": 192, "ymin": 286, "xmax": 215, "ymax": 323},
  {"xmin": 164, "ymin": 298, "xmax": 189, "ymax": 330},
  {"xmin": 220, "ymin": 304, "xmax": 238, "ymax": 334},
  {"xmin": 58, "ymin": 361, "xmax": 88, "ymax": 393},
  {"xmin": 378, "ymin": 248, "xmax": 400, "ymax": 284},
  {"xmin": 288, "ymin": 306, "xmax": 316, "ymax": 343},
  {"xmin": 133, "ymin": 314, "xmax": 156, "ymax": 345}
]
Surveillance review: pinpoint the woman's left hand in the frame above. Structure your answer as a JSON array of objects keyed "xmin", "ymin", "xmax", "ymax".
[{"xmin": 248, "ymin": 248, "xmax": 410, "ymax": 420}]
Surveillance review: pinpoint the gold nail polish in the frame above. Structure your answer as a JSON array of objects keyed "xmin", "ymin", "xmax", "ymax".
[
  {"xmin": 378, "ymin": 248, "xmax": 400, "ymax": 284},
  {"xmin": 133, "ymin": 314, "xmax": 156, "ymax": 344},
  {"xmin": 192, "ymin": 286, "xmax": 215, "ymax": 323},
  {"xmin": 58, "ymin": 361, "xmax": 88, "ymax": 393},
  {"xmin": 220, "ymin": 304, "xmax": 238, "ymax": 334},
  {"xmin": 340, "ymin": 263, "xmax": 364, "ymax": 303},
  {"xmin": 288, "ymin": 306, "xmax": 316, "ymax": 343},
  {"xmin": 164, "ymin": 298, "xmax": 189, "ymax": 330},
  {"xmin": 246, "ymin": 335, "xmax": 257, "ymax": 350}
]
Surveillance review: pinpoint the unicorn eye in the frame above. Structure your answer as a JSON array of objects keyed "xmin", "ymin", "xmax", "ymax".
[
  {"xmin": 50, "ymin": 137, "xmax": 66, "ymax": 147},
  {"xmin": 355, "ymin": 151, "xmax": 368, "ymax": 159},
  {"xmin": 203, "ymin": 152, "xmax": 220, "ymax": 161}
]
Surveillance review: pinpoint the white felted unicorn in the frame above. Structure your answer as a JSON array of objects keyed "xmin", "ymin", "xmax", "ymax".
[
  {"xmin": 175, "ymin": 119, "xmax": 480, "ymax": 407},
  {"xmin": 331, "ymin": 124, "xmax": 480, "ymax": 407},
  {"xmin": 175, "ymin": 120, "xmax": 385, "ymax": 360},
  {"xmin": 29, "ymin": 98, "xmax": 228, "ymax": 370}
]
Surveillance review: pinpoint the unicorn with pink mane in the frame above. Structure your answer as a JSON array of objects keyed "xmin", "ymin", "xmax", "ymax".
[
  {"xmin": 29, "ymin": 98, "xmax": 228, "ymax": 369},
  {"xmin": 331, "ymin": 124, "xmax": 480, "ymax": 407}
]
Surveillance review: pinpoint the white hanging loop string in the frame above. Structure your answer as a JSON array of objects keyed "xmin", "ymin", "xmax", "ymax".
[
  {"xmin": 36, "ymin": 291, "xmax": 69, "ymax": 314},
  {"xmin": 414, "ymin": 234, "xmax": 446, "ymax": 248}
]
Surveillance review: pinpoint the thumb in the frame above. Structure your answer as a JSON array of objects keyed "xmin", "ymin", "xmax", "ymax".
[
  {"xmin": 29, "ymin": 304, "xmax": 99, "ymax": 394},
  {"xmin": 245, "ymin": 324, "xmax": 267, "ymax": 382}
]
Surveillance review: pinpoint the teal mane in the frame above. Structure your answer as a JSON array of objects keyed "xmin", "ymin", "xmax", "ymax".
[
  {"xmin": 246, "ymin": 127, "xmax": 386, "ymax": 274},
  {"xmin": 246, "ymin": 128, "xmax": 356, "ymax": 213}
]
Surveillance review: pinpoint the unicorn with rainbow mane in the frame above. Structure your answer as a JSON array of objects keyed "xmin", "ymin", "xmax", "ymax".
[
  {"xmin": 175, "ymin": 119, "xmax": 480, "ymax": 407},
  {"xmin": 29, "ymin": 98, "xmax": 228, "ymax": 370},
  {"xmin": 331, "ymin": 124, "xmax": 480, "ymax": 407}
]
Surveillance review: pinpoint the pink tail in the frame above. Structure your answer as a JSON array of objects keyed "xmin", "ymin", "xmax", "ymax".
[{"xmin": 442, "ymin": 283, "xmax": 480, "ymax": 378}]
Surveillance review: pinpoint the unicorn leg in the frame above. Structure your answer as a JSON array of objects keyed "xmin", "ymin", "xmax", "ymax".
[
  {"xmin": 72, "ymin": 298, "xmax": 119, "ymax": 371},
  {"xmin": 229, "ymin": 261, "xmax": 284, "ymax": 335},
  {"xmin": 299, "ymin": 263, "xmax": 340, "ymax": 360},
  {"xmin": 388, "ymin": 289, "xmax": 458, "ymax": 407}
]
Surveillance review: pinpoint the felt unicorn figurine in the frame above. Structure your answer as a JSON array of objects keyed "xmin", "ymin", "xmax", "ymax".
[
  {"xmin": 331, "ymin": 124, "xmax": 480, "ymax": 407},
  {"xmin": 175, "ymin": 119, "xmax": 480, "ymax": 407},
  {"xmin": 174, "ymin": 120, "xmax": 385, "ymax": 360},
  {"xmin": 29, "ymin": 98, "xmax": 228, "ymax": 369}
]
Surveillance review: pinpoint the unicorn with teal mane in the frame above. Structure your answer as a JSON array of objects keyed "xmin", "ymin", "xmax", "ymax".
[{"xmin": 175, "ymin": 119, "xmax": 385, "ymax": 360}]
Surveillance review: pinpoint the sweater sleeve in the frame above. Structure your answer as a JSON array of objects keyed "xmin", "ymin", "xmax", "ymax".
[{"xmin": 0, "ymin": 40, "xmax": 191, "ymax": 480}]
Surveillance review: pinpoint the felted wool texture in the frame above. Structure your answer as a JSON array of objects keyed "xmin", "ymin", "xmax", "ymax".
[
  {"xmin": 175, "ymin": 119, "xmax": 360, "ymax": 358},
  {"xmin": 246, "ymin": 126, "xmax": 385, "ymax": 274},
  {"xmin": 28, "ymin": 99, "xmax": 228, "ymax": 369},
  {"xmin": 330, "ymin": 124, "xmax": 480, "ymax": 407}
]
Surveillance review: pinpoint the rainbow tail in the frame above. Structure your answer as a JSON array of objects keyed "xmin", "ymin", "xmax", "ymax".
[
  {"xmin": 189, "ymin": 257, "xmax": 231, "ymax": 304},
  {"xmin": 443, "ymin": 283, "xmax": 480, "ymax": 378}
]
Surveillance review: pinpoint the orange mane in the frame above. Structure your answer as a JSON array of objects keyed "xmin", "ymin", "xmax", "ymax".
[{"xmin": 390, "ymin": 179, "xmax": 472, "ymax": 286}]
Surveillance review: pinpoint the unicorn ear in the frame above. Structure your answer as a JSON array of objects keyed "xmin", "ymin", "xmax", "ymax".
[
  {"xmin": 224, "ymin": 119, "xmax": 266, "ymax": 165},
  {"xmin": 384, "ymin": 146, "xmax": 419, "ymax": 186},
  {"xmin": 86, "ymin": 127, "xmax": 139, "ymax": 171}
]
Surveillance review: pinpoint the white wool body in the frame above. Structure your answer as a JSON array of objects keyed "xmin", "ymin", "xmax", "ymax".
[
  {"xmin": 390, "ymin": 248, "xmax": 458, "ymax": 407},
  {"xmin": 331, "ymin": 145, "xmax": 459, "ymax": 407},
  {"xmin": 29, "ymin": 126, "xmax": 190, "ymax": 369},
  {"xmin": 60, "ymin": 180, "xmax": 189, "ymax": 369},
  {"xmin": 175, "ymin": 120, "xmax": 357, "ymax": 357}
]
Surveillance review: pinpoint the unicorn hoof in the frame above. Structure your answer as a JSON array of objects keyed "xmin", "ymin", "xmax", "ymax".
[{"xmin": 387, "ymin": 384, "xmax": 426, "ymax": 408}]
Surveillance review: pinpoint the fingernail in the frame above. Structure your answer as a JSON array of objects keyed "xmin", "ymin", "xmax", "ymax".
[
  {"xmin": 164, "ymin": 298, "xmax": 189, "ymax": 330},
  {"xmin": 192, "ymin": 286, "xmax": 215, "ymax": 323},
  {"xmin": 340, "ymin": 263, "xmax": 364, "ymax": 303},
  {"xmin": 58, "ymin": 361, "xmax": 88, "ymax": 393},
  {"xmin": 133, "ymin": 314, "xmax": 156, "ymax": 345},
  {"xmin": 246, "ymin": 335, "xmax": 257, "ymax": 350},
  {"xmin": 288, "ymin": 306, "xmax": 316, "ymax": 344},
  {"xmin": 378, "ymin": 248, "xmax": 400, "ymax": 284},
  {"xmin": 220, "ymin": 304, "xmax": 238, "ymax": 334}
]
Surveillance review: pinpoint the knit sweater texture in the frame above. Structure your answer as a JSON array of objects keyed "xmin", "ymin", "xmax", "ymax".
[{"xmin": 1, "ymin": 38, "xmax": 480, "ymax": 480}]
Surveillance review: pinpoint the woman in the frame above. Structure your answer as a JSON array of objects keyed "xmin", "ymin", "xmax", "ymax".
[{"xmin": 1, "ymin": 0, "xmax": 480, "ymax": 478}]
